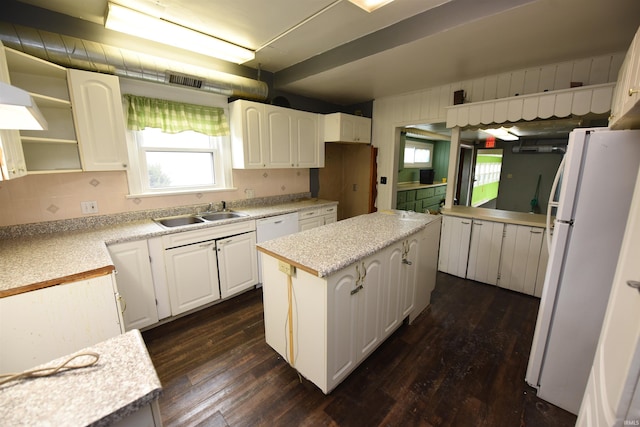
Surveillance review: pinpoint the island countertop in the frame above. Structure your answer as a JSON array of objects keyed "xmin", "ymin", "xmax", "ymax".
[
  {"xmin": 0, "ymin": 329, "xmax": 161, "ymax": 426},
  {"xmin": 257, "ymin": 210, "xmax": 440, "ymax": 277}
]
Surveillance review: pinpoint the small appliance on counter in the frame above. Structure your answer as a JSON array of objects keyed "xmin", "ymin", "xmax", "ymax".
[{"xmin": 419, "ymin": 169, "xmax": 434, "ymax": 184}]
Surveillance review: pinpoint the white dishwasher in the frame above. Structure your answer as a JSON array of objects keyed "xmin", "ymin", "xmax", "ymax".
[{"xmin": 256, "ymin": 212, "xmax": 299, "ymax": 285}]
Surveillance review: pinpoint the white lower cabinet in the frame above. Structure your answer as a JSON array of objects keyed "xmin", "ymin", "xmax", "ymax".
[
  {"xmin": 162, "ymin": 221, "xmax": 257, "ymax": 317},
  {"xmin": 439, "ymin": 215, "xmax": 549, "ymax": 297},
  {"xmin": 298, "ymin": 206, "xmax": 338, "ymax": 231},
  {"xmin": 467, "ymin": 219, "xmax": 504, "ymax": 285},
  {"xmin": 262, "ymin": 227, "xmax": 436, "ymax": 394},
  {"xmin": 438, "ymin": 215, "xmax": 472, "ymax": 277},
  {"xmin": 164, "ymin": 238, "xmax": 220, "ymax": 316},
  {"xmin": 498, "ymin": 224, "xmax": 545, "ymax": 295},
  {"xmin": 217, "ymin": 231, "xmax": 258, "ymax": 299},
  {"xmin": 0, "ymin": 274, "xmax": 124, "ymax": 373},
  {"xmin": 108, "ymin": 240, "xmax": 159, "ymax": 331},
  {"xmin": 381, "ymin": 244, "xmax": 402, "ymax": 337},
  {"xmin": 399, "ymin": 235, "xmax": 419, "ymax": 319}
]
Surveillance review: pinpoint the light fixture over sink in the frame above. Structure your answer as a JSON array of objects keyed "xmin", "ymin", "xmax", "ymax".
[
  {"xmin": 104, "ymin": 2, "xmax": 255, "ymax": 64},
  {"xmin": 0, "ymin": 82, "xmax": 48, "ymax": 130}
]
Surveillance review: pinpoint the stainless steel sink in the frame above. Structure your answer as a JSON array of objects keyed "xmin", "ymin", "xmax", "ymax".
[
  {"xmin": 199, "ymin": 211, "xmax": 248, "ymax": 221},
  {"xmin": 155, "ymin": 215, "xmax": 205, "ymax": 228},
  {"xmin": 154, "ymin": 211, "xmax": 249, "ymax": 228}
]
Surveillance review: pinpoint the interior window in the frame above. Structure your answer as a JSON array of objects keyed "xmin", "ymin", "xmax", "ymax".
[{"xmin": 404, "ymin": 141, "xmax": 433, "ymax": 168}]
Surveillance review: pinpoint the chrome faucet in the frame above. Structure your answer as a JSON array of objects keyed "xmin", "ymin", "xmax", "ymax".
[{"xmin": 221, "ymin": 201, "xmax": 227, "ymax": 211}]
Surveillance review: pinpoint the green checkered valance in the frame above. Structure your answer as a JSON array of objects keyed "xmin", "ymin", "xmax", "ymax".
[{"xmin": 124, "ymin": 94, "xmax": 230, "ymax": 137}]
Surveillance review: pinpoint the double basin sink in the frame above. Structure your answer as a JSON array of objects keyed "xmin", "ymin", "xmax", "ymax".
[{"xmin": 155, "ymin": 211, "xmax": 249, "ymax": 228}]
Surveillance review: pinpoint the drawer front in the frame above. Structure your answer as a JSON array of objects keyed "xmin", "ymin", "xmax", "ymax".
[
  {"xmin": 435, "ymin": 185, "xmax": 447, "ymax": 196},
  {"xmin": 162, "ymin": 220, "xmax": 256, "ymax": 248},
  {"xmin": 397, "ymin": 191, "xmax": 407, "ymax": 204},
  {"xmin": 322, "ymin": 205, "xmax": 337, "ymax": 216},
  {"xmin": 416, "ymin": 188, "xmax": 435, "ymax": 200},
  {"xmin": 405, "ymin": 190, "xmax": 416, "ymax": 202},
  {"xmin": 299, "ymin": 208, "xmax": 321, "ymax": 219}
]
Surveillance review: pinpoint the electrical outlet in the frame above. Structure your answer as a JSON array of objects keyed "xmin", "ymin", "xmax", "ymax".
[
  {"xmin": 81, "ymin": 201, "xmax": 98, "ymax": 214},
  {"xmin": 278, "ymin": 260, "xmax": 295, "ymax": 276},
  {"xmin": 245, "ymin": 188, "xmax": 255, "ymax": 199}
]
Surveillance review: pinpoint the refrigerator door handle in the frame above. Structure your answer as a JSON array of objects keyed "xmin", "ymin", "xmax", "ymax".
[{"xmin": 546, "ymin": 155, "xmax": 567, "ymax": 253}]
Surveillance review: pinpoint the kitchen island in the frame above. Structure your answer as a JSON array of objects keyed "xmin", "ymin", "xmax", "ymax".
[{"xmin": 257, "ymin": 211, "xmax": 442, "ymax": 393}]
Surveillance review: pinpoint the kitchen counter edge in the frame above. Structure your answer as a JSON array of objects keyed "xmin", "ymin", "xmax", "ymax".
[{"xmin": 0, "ymin": 199, "xmax": 338, "ymax": 298}]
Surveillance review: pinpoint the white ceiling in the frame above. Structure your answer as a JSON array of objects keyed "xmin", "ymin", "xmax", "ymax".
[{"xmin": 10, "ymin": 0, "xmax": 640, "ymax": 108}]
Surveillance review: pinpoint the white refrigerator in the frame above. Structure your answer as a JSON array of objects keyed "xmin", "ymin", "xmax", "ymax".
[{"xmin": 525, "ymin": 127, "xmax": 640, "ymax": 414}]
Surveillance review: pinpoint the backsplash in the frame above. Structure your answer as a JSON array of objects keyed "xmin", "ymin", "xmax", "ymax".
[{"xmin": 0, "ymin": 169, "xmax": 310, "ymax": 228}]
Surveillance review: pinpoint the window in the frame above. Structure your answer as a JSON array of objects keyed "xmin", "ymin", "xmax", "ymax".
[
  {"xmin": 123, "ymin": 93, "xmax": 232, "ymax": 196},
  {"xmin": 128, "ymin": 128, "xmax": 231, "ymax": 194},
  {"xmin": 404, "ymin": 141, "xmax": 433, "ymax": 168}
]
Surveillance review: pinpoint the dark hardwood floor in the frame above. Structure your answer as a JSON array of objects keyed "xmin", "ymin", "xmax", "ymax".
[{"xmin": 142, "ymin": 273, "xmax": 577, "ymax": 427}]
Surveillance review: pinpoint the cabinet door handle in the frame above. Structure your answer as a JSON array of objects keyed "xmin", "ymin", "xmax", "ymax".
[
  {"xmin": 350, "ymin": 285, "xmax": 363, "ymax": 295},
  {"xmin": 402, "ymin": 258, "xmax": 412, "ymax": 265},
  {"xmin": 274, "ymin": 220, "xmax": 283, "ymax": 224},
  {"xmin": 627, "ymin": 280, "xmax": 640, "ymax": 294},
  {"xmin": 530, "ymin": 230, "xmax": 542, "ymax": 234},
  {"xmin": 629, "ymin": 88, "xmax": 639, "ymax": 96},
  {"xmin": 462, "ymin": 221, "xmax": 471, "ymax": 225},
  {"xmin": 200, "ymin": 242, "xmax": 215, "ymax": 248}
]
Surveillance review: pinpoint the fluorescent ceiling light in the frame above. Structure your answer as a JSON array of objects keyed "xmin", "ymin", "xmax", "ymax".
[
  {"xmin": 105, "ymin": 2, "xmax": 255, "ymax": 64},
  {"xmin": 0, "ymin": 82, "xmax": 48, "ymax": 130},
  {"xmin": 481, "ymin": 127, "xmax": 519, "ymax": 141},
  {"xmin": 348, "ymin": 0, "xmax": 395, "ymax": 12}
]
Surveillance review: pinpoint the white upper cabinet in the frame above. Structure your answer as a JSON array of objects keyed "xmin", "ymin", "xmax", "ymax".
[
  {"xmin": 323, "ymin": 112, "xmax": 371, "ymax": 143},
  {"xmin": 0, "ymin": 43, "xmax": 26, "ymax": 180},
  {"xmin": 230, "ymin": 99, "xmax": 323, "ymax": 169},
  {"xmin": 2, "ymin": 44, "xmax": 81, "ymax": 173},
  {"xmin": 609, "ymin": 25, "xmax": 640, "ymax": 130},
  {"xmin": 67, "ymin": 69, "xmax": 129, "ymax": 171}
]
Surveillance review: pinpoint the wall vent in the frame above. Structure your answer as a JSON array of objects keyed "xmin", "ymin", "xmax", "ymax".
[{"xmin": 166, "ymin": 73, "xmax": 204, "ymax": 89}]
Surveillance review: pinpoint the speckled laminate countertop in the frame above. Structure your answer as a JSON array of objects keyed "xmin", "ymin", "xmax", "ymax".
[
  {"xmin": 440, "ymin": 206, "xmax": 548, "ymax": 228},
  {"xmin": 0, "ymin": 198, "xmax": 337, "ymax": 298},
  {"xmin": 0, "ymin": 329, "xmax": 161, "ymax": 426},
  {"xmin": 257, "ymin": 210, "xmax": 440, "ymax": 277}
]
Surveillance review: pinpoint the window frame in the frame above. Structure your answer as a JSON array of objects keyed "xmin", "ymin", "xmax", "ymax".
[
  {"xmin": 120, "ymin": 77, "xmax": 234, "ymax": 197},
  {"xmin": 127, "ymin": 129, "xmax": 232, "ymax": 196},
  {"xmin": 403, "ymin": 140, "xmax": 434, "ymax": 169}
]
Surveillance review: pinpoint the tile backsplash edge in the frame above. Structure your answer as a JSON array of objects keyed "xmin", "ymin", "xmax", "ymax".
[{"xmin": 0, "ymin": 192, "xmax": 311, "ymax": 240}]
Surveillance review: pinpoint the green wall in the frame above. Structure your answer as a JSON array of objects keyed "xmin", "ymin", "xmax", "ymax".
[{"xmin": 398, "ymin": 135, "xmax": 450, "ymax": 183}]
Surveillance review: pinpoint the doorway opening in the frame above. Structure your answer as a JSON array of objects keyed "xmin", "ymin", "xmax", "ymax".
[{"xmin": 471, "ymin": 149, "xmax": 503, "ymax": 208}]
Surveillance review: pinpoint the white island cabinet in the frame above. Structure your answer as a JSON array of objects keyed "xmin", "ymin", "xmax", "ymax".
[{"xmin": 259, "ymin": 211, "xmax": 441, "ymax": 394}]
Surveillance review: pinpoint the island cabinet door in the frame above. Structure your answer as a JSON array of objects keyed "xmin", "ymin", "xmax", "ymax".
[
  {"xmin": 381, "ymin": 244, "xmax": 403, "ymax": 339},
  {"xmin": 399, "ymin": 235, "xmax": 419, "ymax": 319},
  {"xmin": 327, "ymin": 268, "xmax": 359, "ymax": 390},
  {"xmin": 356, "ymin": 256, "xmax": 384, "ymax": 362}
]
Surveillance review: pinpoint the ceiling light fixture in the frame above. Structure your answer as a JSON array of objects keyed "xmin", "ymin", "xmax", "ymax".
[
  {"xmin": 104, "ymin": 2, "xmax": 255, "ymax": 64},
  {"xmin": 348, "ymin": 0, "xmax": 395, "ymax": 12},
  {"xmin": 481, "ymin": 127, "xmax": 519, "ymax": 141},
  {"xmin": 0, "ymin": 82, "xmax": 48, "ymax": 130}
]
